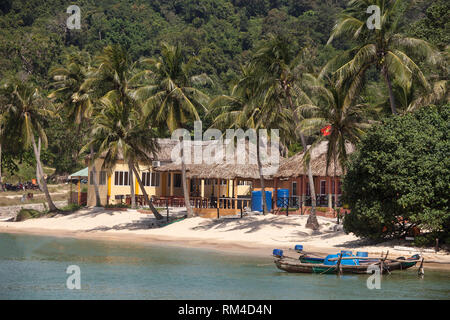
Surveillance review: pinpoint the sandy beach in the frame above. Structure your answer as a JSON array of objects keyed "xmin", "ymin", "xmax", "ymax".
[{"xmin": 1, "ymin": 208, "xmax": 449, "ymax": 270}]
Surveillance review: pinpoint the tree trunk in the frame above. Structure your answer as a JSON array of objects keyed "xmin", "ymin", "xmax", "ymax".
[
  {"xmin": 257, "ymin": 134, "xmax": 268, "ymax": 214},
  {"xmin": 31, "ymin": 136, "xmax": 58, "ymax": 212},
  {"xmin": 90, "ymin": 145, "xmax": 101, "ymax": 207},
  {"xmin": 286, "ymin": 90, "xmax": 318, "ymax": 229},
  {"xmin": 333, "ymin": 154, "xmax": 338, "ymax": 214},
  {"xmin": 0, "ymin": 143, "xmax": 2, "ymax": 187},
  {"xmin": 300, "ymin": 134, "xmax": 319, "ymax": 230},
  {"xmin": 131, "ymin": 164, "xmax": 164, "ymax": 220},
  {"xmin": 180, "ymin": 137, "xmax": 194, "ymax": 217},
  {"xmin": 128, "ymin": 159, "xmax": 136, "ymax": 209},
  {"xmin": 383, "ymin": 66, "xmax": 398, "ymax": 115},
  {"xmin": 35, "ymin": 138, "xmax": 43, "ymax": 192}
]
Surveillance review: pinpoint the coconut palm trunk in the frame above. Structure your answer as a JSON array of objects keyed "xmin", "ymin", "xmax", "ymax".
[
  {"xmin": 131, "ymin": 164, "xmax": 164, "ymax": 220},
  {"xmin": 299, "ymin": 134, "xmax": 319, "ymax": 230},
  {"xmin": 180, "ymin": 137, "xmax": 194, "ymax": 217},
  {"xmin": 256, "ymin": 134, "xmax": 267, "ymax": 214},
  {"xmin": 333, "ymin": 153, "xmax": 338, "ymax": 213},
  {"xmin": 0, "ymin": 143, "xmax": 2, "ymax": 187},
  {"xmin": 382, "ymin": 65, "xmax": 398, "ymax": 115},
  {"xmin": 89, "ymin": 145, "xmax": 101, "ymax": 207},
  {"xmin": 128, "ymin": 159, "xmax": 136, "ymax": 209},
  {"xmin": 31, "ymin": 136, "xmax": 58, "ymax": 212},
  {"xmin": 287, "ymin": 91, "xmax": 318, "ymax": 229}
]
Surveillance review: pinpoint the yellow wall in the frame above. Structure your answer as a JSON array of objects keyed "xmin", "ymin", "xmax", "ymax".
[{"xmin": 87, "ymin": 159, "xmax": 253, "ymax": 206}]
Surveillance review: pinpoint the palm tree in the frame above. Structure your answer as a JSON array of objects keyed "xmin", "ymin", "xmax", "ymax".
[
  {"xmin": 137, "ymin": 43, "xmax": 210, "ymax": 218},
  {"xmin": 83, "ymin": 45, "xmax": 164, "ymax": 218},
  {"xmin": 210, "ymin": 65, "xmax": 292, "ymax": 214},
  {"xmin": 299, "ymin": 77, "xmax": 371, "ymax": 212},
  {"xmin": 327, "ymin": 0, "xmax": 440, "ymax": 115},
  {"xmin": 83, "ymin": 92, "xmax": 163, "ymax": 219},
  {"xmin": 0, "ymin": 79, "xmax": 58, "ymax": 211},
  {"xmin": 248, "ymin": 35, "xmax": 321, "ymax": 229},
  {"xmin": 48, "ymin": 50, "xmax": 103, "ymax": 207}
]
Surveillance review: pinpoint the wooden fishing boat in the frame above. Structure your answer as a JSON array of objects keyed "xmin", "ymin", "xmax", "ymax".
[
  {"xmin": 299, "ymin": 254, "xmax": 420, "ymax": 270},
  {"xmin": 275, "ymin": 254, "xmax": 420, "ymax": 274}
]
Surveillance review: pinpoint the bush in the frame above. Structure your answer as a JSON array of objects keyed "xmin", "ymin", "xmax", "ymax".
[
  {"xmin": 60, "ymin": 203, "xmax": 82, "ymax": 213},
  {"xmin": 15, "ymin": 208, "xmax": 45, "ymax": 221},
  {"xmin": 343, "ymin": 105, "xmax": 450, "ymax": 241}
]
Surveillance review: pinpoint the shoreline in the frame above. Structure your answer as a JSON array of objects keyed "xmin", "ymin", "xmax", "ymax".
[{"xmin": 1, "ymin": 208, "xmax": 449, "ymax": 271}]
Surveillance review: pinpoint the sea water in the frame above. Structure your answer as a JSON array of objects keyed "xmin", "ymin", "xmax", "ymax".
[{"xmin": 0, "ymin": 233, "xmax": 449, "ymax": 300}]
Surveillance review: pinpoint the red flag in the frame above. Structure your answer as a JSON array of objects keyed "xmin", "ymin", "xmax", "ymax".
[{"xmin": 321, "ymin": 125, "xmax": 331, "ymax": 136}]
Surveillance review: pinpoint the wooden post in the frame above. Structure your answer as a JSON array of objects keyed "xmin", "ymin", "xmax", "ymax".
[
  {"xmin": 240, "ymin": 207, "xmax": 243, "ymax": 219},
  {"xmin": 77, "ymin": 179, "xmax": 81, "ymax": 205},
  {"xmin": 166, "ymin": 198, "xmax": 169, "ymax": 222},
  {"xmin": 336, "ymin": 254, "xmax": 343, "ymax": 275},
  {"xmin": 418, "ymin": 258, "xmax": 425, "ymax": 277},
  {"xmin": 169, "ymin": 172, "xmax": 174, "ymax": 197},
  {"xmin": 435, "ymin": 238, "xmax": 439, "ymax": 252},
  {"xmin": 201, "ymin": 179, "xmax": 205, "ymax": 198},
  {"xmin": 234, "ymin": 178, "xmax": 238, "ymax": 210},
  {"xmin": 274, "ymin": 178, "xmax": 278, "ymax": 209},
  {"xmin": 217, "ymin": 179, "xmax": 221, "ymax": 218}
]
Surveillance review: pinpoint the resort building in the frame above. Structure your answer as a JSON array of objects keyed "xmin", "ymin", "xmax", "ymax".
[{"xmin": 85, "ymin": 138, "xmax": 352, "ymax": 217}]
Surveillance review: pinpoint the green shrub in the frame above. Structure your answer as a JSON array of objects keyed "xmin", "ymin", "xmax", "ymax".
[
  {"xmin": 15, "ymin": 209, "xmax": 45, "ymax": 221},
  {"xmin": 105, "ymin": 203, "xmax": 130, "ymax": 208},
  {"xmin": 60, "ymin": 203, "xmax": 82, "ymax": 213}
]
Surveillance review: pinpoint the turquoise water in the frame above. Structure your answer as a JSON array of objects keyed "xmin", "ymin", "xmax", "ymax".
[{"xmin": 0, "ymin": 233, "xmax": 449, "ymax": 300}]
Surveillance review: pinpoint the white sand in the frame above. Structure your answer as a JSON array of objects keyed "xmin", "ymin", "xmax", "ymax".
[{"xmin": 0, "ymin": 208, "xmax": 449, "ymax": 267}]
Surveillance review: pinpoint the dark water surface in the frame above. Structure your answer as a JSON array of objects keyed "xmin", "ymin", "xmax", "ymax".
[{"xmin": 0, "ymin": 233, "xmax": 449, "ymax": 300}]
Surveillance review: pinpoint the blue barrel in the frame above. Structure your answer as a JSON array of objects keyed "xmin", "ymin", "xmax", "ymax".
[
  {"xmin": 277, "ymin": 189, "xmax": 290, "ymax": 208},
  {"xmin": 294, "ymin": 245, "xmax": 303, "ymax": 252},
  {"xmin": 273, "ymin": 249, "xmax": 283, "ymax": 257},
  {"xmin": 251, "ymin": 191, "xmax": 272, "ymax": 212},
  {"xmin": 356, "ymin": 252, "xmax": 368, "ymax": 258}
]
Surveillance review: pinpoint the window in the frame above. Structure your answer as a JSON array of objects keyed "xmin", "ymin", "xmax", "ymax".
[
  {"xmin": 174, "ymin": 174, "xmax": 182, "ymax": 188},
  {"xmin": 292, "ymin": 181, "xmax": 297, "ymax": 196},
  {"xmin": 99, "ymin": 171, "xmax": 106, "ymax": 185},
  {"xmin": 142, "ymin": 172, "xmax": 151, "ymax": 187},
  {"xmin": 238, "ymin": 180, "xmax": 251, "ymax": 186},
  {"xmin": 142, "ymin": 172, "xmax": 159, "ymax": 187},
  {"xmin": 114, "ymin": 171, "xmax": 130, "ymax": 186},
  {"xmin": 331, "ymin": 181, "xmax": 342, "ymax": 194},
  {"xmin": 320, "ymin": 180, "xmax": 327, "ymax": 195},
  {"xmin": 151, "ymin": 173, "xmax": 160, "ymax": 187}
]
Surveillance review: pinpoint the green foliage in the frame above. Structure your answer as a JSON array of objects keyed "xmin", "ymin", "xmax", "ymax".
[
  {"xmin": 343, "ymin": 104, "xmax": 450, "ymax": 240},
  {"xmin": 15, "ymin": 208, "xmax": 45, "ymax": 221}
]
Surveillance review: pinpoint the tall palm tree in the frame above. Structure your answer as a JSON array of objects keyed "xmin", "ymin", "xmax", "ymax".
[
  {"xmin": 0, "ymin": 80, "xmax": 58, "ymax": 211},
  {"xmin": 299, "ymin": 77, "xmax": 371, "ymax": 212},
  {"xmin": 327, "ymin": 0, "xmax": 440, "ymax": 115},
  {"xmin": 83, "ymin": 45, "xmax": 164, "ymax": 218},
  {"xmin": 137, "ymin": 43, "xmax": 210, "ymax": 218},
  {"xmin": 83, "ymin": 92, "xmax": 163, "ymax": 219},
  {"xmin": 248, "ymin": 35, "xmax": 321, "ymax": 229},
  {"xmin": 48, "ymin": 50, "xmax": 103, "ymax": 207},
  {"xmin": 210, "ymin": 65, "xmax": 292, "ymax": 214}
]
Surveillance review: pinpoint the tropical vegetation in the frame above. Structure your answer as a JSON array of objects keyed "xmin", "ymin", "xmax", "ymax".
[{"xmin": 0, "ymin": 0, "xmax": 448, "ymax": 238}]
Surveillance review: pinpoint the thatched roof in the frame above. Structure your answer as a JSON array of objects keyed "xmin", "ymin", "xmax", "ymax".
[
  {"xmin": 274, "ymin": 141, "xmax": 355, "ymax": 178},
  {"xmin": 154, "ymin": 139, "xmax": 281, "ymax": 180},
  {"xmin": 95, "ymin": 138, "xmax": 179, "ymax": 163}
]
